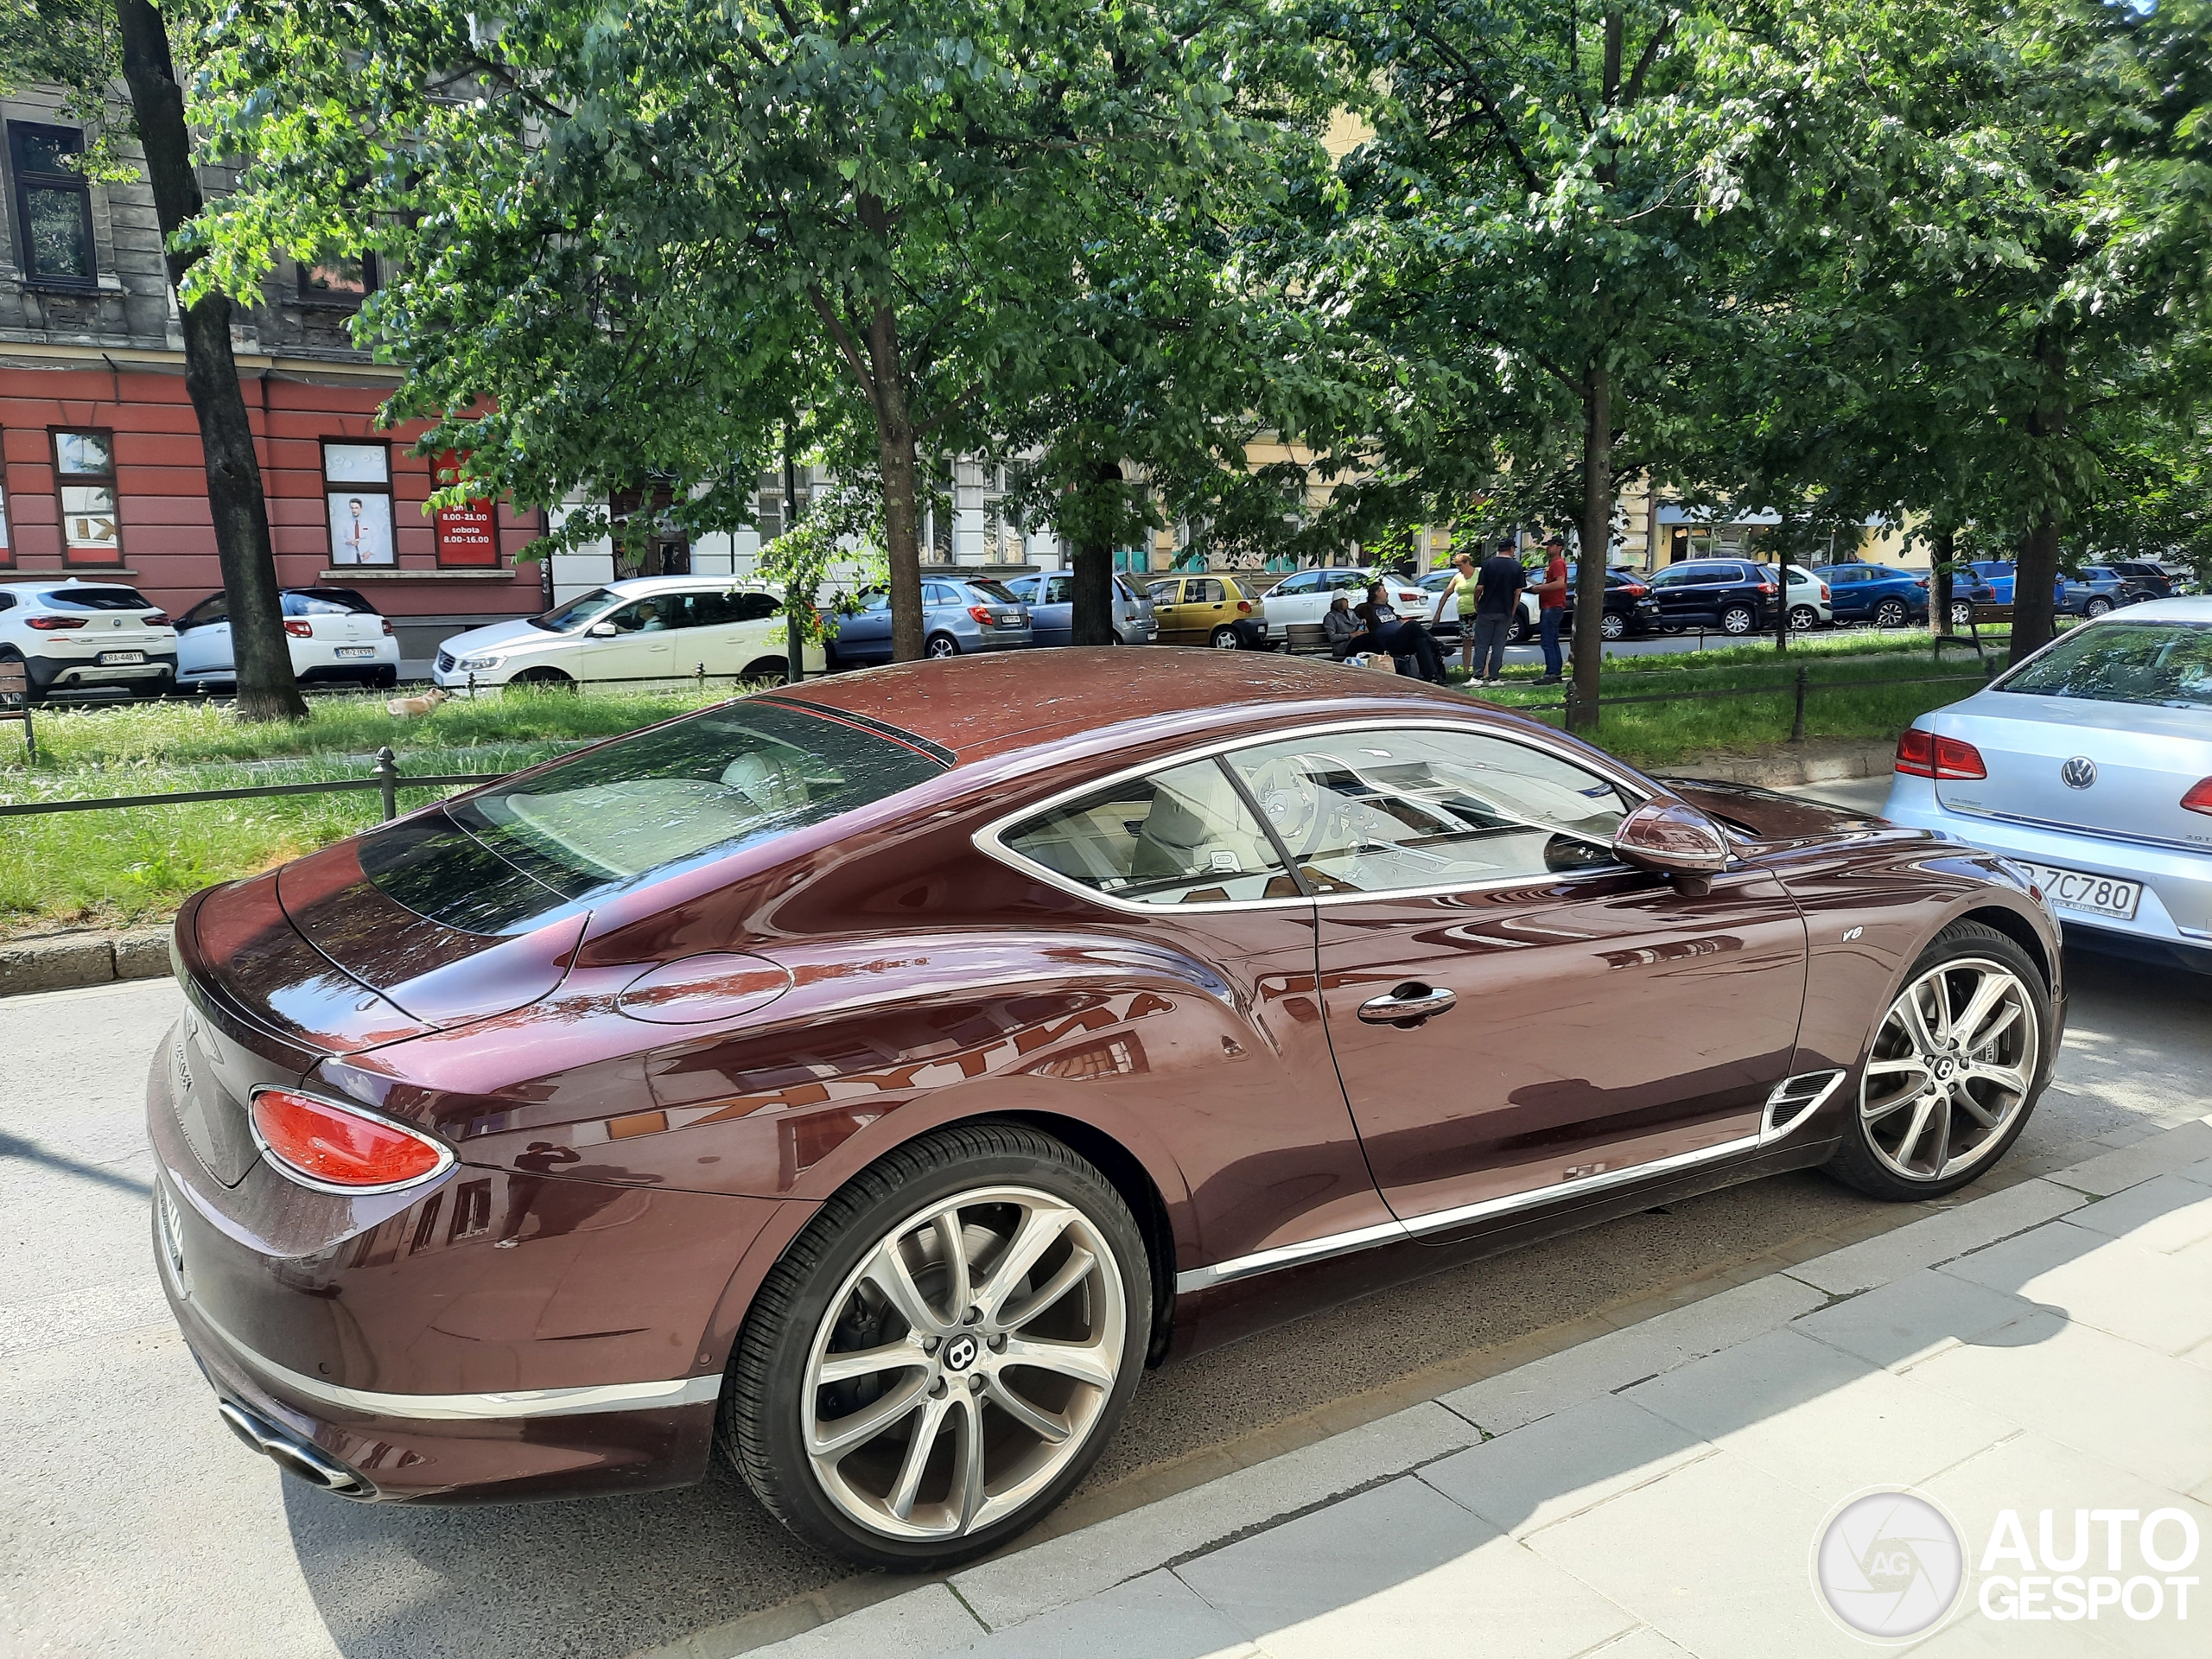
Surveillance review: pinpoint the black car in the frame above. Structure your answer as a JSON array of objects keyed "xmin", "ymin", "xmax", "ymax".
[
  {"xmin": 1644, "ymin": 559, "xmax": 1783, "ymax": 636},
  {"xmin": 2104, "ymin": 561, "xmax": 2177, "ymax": 601}
]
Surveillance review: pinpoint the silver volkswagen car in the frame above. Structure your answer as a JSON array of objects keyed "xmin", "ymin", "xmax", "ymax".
[{"xmin": 1884, "ymin": 597, "xmax": 2212, "ymax": 971}]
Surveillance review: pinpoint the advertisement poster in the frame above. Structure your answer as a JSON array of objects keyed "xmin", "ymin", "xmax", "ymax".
[
  {"xmin": 327, "ymin": 489, "xmax": 395, "ymax": 566},
  {"xmin": 432, "ymin": 450, "xmax": 498, "ymax": 565}
]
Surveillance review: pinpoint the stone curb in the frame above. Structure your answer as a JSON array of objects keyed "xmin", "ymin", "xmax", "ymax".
[
  {"xmin": 707, "ymin": 1113, "xmax": 2212, "ymax": 1658},
  {"xmin": 1662, "ymin": 735, "xmax": 1896, "ymax": 790},
  {"xmin": 0, "ymin": 929, "xmax": 172, "ymax": 999}
]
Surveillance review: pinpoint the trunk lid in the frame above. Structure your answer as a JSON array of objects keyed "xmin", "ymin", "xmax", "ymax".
[{"xmin": 1931, "ymin": 694, "xmax": 2212, "ymax": 849}]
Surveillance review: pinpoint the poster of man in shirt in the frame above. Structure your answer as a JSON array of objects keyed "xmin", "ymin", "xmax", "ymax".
[{"xmin": 327, "ymin": 489, "xmax": 393, "ymax": 565}]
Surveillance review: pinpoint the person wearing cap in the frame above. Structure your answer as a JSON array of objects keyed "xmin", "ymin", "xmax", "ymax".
[{"xmin": 1531, "ymin": 534, "xmax": 1570, "ymax": 684}]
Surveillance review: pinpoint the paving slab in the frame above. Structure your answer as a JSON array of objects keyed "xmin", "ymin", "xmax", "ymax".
[
  {"xmin": 957, "ymin": 1572, "xmax": 1254, "ymax": 1659},
  {"xmin": 1898, "ymin": 1311, "xmax": 2212, "ymax": 1493},
  {"xmin": 1436, "ymin": 1324, "xmax": 1694, "ymax": 1437},
  {"xmin": 1788, "ymin": 1268, "xmax": 2037, "ymax": 1372},
  {"xmin": 2062, "ymin": 1172, "xmax": 2212, "ymax": 1254},
  {"xmin": 2038, "ymin": 1118, "xmax": 2212, "ymax": 1197},
  {"xmin": 742, "ymin": 1586, "xmax": 980, "ymax": 1659},
  {"xmin": 1784, "ymin": 1179, "xmax": 2087, "ymax": 1296},
  {"xmin": 1173, "ymin": 1477, "xmax": 1636, "ymax": 1659},
  {"xmin": 1621, "ymin": 1326, "xmax": 2018, "ymax": 1505},
  {"xmin": 1417, "ymin": 1392, "xmax": 1709, "ymax": 1540},
  {"xmin": 1937, "ymin": 1218, "xmax": 2212, "ymax": 1356},
  {"xmin": 947, "ymin": 1402, "xmax": 1479, "ymax": 1632}
]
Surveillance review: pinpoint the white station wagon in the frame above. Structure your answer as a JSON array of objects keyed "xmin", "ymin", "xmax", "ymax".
[
  {"xmin": 1884, "ymin": 597, "xmax": 2212, "ymax": 973},
  {"xmin": 433, "ymin": 575, "xmax": 825, "ymax": 693}
]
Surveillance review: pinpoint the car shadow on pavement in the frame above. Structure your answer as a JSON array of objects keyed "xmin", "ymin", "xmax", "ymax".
[
  {"xmin": 281, "ymin": 1452, "xmax": 827, "ymax": 1659},
  {"xmin": 953, "ymin": 1159, "xmax": 2212, "ymax": 1659}
]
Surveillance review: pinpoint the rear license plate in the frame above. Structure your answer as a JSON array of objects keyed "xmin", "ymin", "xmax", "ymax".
[
  {"xmin": 2019, "ymin": 861, "xmax": 2142, "ymax": 920},
  {"xmin": 334, "ymin": 646, "xmax": 376, "ymax": 659},
  {"xmin": 99, "ymin": 650, "xmax": 145, "ymax": 664}
]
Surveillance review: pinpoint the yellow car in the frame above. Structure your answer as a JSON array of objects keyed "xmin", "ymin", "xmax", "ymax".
[{"xmin": 1144, "ymin": 574, "xmax": 1270, "ymax": 648}]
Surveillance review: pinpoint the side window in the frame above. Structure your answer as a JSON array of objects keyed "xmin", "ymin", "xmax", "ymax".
[
  {"xmin": 923, "ymin": 582, "xmax": 958, "ymax": 607},
  {"xmin": 1649, "ymin": 566, "xmax": 1694, "ymax": 588},
  {"xmin": 1226, "ymin": 728, "xmax": 1633, "ymax": 894},
  {"xmin": 1045, "ymin": 576, "xmax": 1071, "ymax": 604},
  {"xmin": 177, "ymin": 594, "xmax": 229, "ymax": 630},
  {"xmin": 1000, "ymin": 758, "xmax": 1297, "ymax": 906},
  {"xmin": 601, "ymin": 598, "xmax": 670, "ymax": 632},
  {"xmin": 1273, "ymin": 571, "xmax": 1317, "ymax": 595},
  {"xmin": 1327, "ymin": 570, "xmax": 1369, "ymax": 593},
  {"xmin": 1147, "ymin": 580, "xmax": 1180, "ymax": 604},
  {"xmin": 1185, "ymin": 578, "xmax": 1224, "ymax": 603}
]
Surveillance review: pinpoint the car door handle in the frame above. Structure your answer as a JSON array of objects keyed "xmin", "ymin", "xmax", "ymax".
[{"xmin": 1357, "ymin": 983, "xmax": 1457, "ymax": 1027}]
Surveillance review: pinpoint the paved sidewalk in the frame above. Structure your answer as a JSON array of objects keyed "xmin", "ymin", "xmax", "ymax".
[{"xmin": 728, "ymin": 1117, "xmax": 2212, "ymax": 1658}]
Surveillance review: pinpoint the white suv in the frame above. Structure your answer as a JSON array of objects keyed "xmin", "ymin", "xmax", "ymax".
[
  {"xmin": 0, "ymin": 578, "xmax": 177, "ymax": 701},
  {"xmin": 432, "ymin": 575, "xmax": 825, "ymax": 693}
]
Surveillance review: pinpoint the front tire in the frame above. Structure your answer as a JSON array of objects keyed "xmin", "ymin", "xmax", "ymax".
[
  {"xmin": 741, "ymin": 656, "xmax": 790, "ymax": 685},
  {"xmin": 1874, "ymin": 598, "xmax": 1910, "ymax": 629},
  {"xmin": 1506, "ymin": 613, "xmax": 1529, "ymax": 645},
  {"xmin": 724, "ymin": 1124, "xmax": 1149, "ymax": 1572},
  {"xmin": 1827, "ymin": 921, "xmax": 2051, "ymax": 1202}
]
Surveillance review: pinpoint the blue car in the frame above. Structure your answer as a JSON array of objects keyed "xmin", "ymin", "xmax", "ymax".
[
  {"xmin": 1971, "ymin": 562, "xmax": 2136, "ymax": 617},
  {"xmin": 1000, "ymin": 572, "xmax": 1159, "ymax": 646},
  {"xmin": 826, "ymin": 576, "xmax": 1033, "ymax": 665},
  {"xmin": 1812, "ymin": 563, "xmax": 1930, "ymax": 627},
  {"xmin": 1967, "ymin": 561, "xmax": 2017, "ymax": 604}
]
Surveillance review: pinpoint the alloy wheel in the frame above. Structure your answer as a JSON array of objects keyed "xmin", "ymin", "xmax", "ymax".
[
  {"xmin": 1721, "ymin": 606, "xmax": 1755, "ymax": 634},
  {"xmin": 2084, "ymin": 597, "xmax": 2113, "ymax": 618},
  {"xmin": 1875, "ymin": 600, "xmax": 1908, "ymax": 628},
  {"xmin": 1210, "ymin": 627, "xmax": 1240, "ymax": 649},
  {"xmin": 925, "ymin": 635, "xmax": 960, "ymax": 659},
  {"xmin": 1599, "ymin": 612, "xmax": 1626, "ymax": 640},
  {"xmin": 800, "ymin": 1185, "xmax": 1127, "ymax": 1542},
  {"xmin": 1788, "ymin": 605, "xmax": 1819, "ymax": 632},
  {"xmin": 1859, "ymin": 957, "xmax": 2039, "ymax": 1182}
]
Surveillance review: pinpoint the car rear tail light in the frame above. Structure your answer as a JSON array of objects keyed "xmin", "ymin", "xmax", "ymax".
[
  {"xmin": 25, "ymin": 615, "xmax": 86, "ymax": 630},
  {"xmin": 1756, "ymin": 580, "xmax": 1777, "ymax": 594},
  {"xmin": 143, "ymin": 610, "xmax": 169, "ymax": 627},
  {"xmin": 1895, "ymin": 728, "xmax": 1986, "ymax": 780},
  {"xmin": 1622, "ymin": 582, "xmax": 1647, "ymax": 595},
  {"xmin": 1916, "ymin": 578, "xmax": 1929, "ymax": 588},
  {"xmin": 2183, "ymin": 779, "xmax": 2212, "ymax": 817},
  {"xmin": 379, "ymin": 619, "xmax": 393, "ymax": 636},
  {"xmin": 967, "ymin": 605, "xmax": 994, "ymax": 625},
  {"xmin": 250, "ymin": 1088, "xmax": 453, "ymax": 1192},
  {"xmin": 283, "ymin": 620, "xmax": 315, "ymax": 639},
  {"xmin": 1819, "ymin": 584, "xmax": 1831, "ymax": 601},
  {"xmin": 1237, "ymin": 600, "xmax": 1251, "ymax": 613}
]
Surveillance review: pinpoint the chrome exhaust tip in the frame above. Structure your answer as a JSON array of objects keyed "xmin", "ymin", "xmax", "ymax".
[{"xmin": 215, "ymin": 1400, "xmax": 374, "ymax": 1497}]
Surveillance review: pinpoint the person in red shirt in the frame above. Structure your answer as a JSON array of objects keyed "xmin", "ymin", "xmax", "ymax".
[{"xmin": 1532, "ymin": 534, "xmax": 1570, "ymax": 683}]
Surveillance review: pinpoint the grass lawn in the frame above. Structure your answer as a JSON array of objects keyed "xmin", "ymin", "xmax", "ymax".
[
  {"xmin": 0, "ymin": 684, "xmax": 732, "ymax": 937},
  {"xmin": 0, "ymin": 633, "xmax": 2007, "ymax": 936},
  {"xmin": 1452, "ymin": 627, "xmax": 1999, "ymax": 767}
]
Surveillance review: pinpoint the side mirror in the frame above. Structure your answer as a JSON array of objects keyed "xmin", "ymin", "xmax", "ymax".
[
  {"xmin": 1615, "ymin": 799, "xmax": 1732, "ymax": 876},
  {"xmin": 587, "ymin": 621, "xmax": 618, "ymax": 639}
]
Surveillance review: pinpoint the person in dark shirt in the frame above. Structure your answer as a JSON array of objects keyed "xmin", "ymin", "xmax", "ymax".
[
  {"xmin": 1470, "ymin": 538, "xmax": 1527, "ymax": 684},
  {"xmin": 1347, "ymin": 582, "xmax": 1448, "ymax": 682}
]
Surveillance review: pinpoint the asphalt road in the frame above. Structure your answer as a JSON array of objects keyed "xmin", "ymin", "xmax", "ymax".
[{"xmin": 6, "ymin": 789, "xmax": 2207, "ymax": 1659}]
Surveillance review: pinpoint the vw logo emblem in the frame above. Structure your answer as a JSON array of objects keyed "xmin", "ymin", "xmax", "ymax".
[
  {"xmin": 943, "ymin": 1334, "xmax": 979, "ymax": 1372},
  {"xmin": 2061, "ymin": 756, "xmax": 2097, "ymax": 790}
]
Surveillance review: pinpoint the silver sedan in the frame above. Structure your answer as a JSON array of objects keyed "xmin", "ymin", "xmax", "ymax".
[{"xmin": 1883, "ymin": 597, "xmax": 2212, "ymax": 972}]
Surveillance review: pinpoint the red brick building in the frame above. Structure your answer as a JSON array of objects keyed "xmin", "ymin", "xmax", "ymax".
[{"xmin": 1, "ymin": 92, "xmax": 546, "ymax": 671}]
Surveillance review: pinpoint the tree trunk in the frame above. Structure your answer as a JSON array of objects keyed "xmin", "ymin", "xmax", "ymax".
[
  {"xmin": 1929, "ymin": 526, "xmax": 1956, "ymax": 639},
  {"xmin": 782, "ymin": 432, "xmax": 804, "ymax": 683},
  {"xmin": 2011, "ymin": 334, "xmax": 2069, "ymax": 664},
  {"xmin": 864, "ymin": 308, "xmax": 925, "ymax": 662},
  {"xmin": 118, "ymin": 0, "xmax": 304, "ymax": 721},
  {"xmin": 1568, "ymin": 361, "xmax": 1611, "ymax": 733},
  {"xmin": 1070, "ymin": 462, "xmax": 1122, "ymax": 646}
]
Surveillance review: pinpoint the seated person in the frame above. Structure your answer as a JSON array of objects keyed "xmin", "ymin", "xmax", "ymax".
[
  {"xmin": 1344, "ymin": 582, "xmax": 1448, "ymax": 683},
  {"xmin": 1321, "ymin": 594, "xmax": 1363, "ymax": 659}
]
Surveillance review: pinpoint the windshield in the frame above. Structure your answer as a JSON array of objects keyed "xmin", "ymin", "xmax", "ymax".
[
  {"xmin": 531, "ymin": 588, "xmax": 622, "ymax": 632},
  {"xmin": 1997, "ymin": 621, "xmax": 2212, "ymax": 709},
  {"xmin": 363, "ymin": 701, "xmax": 950, "ymax": 933}
]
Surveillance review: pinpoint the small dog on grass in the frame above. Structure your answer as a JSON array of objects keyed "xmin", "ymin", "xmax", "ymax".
[{"xmin": 385, "ymin": 688, "xmax": 450, "ymax": 718}]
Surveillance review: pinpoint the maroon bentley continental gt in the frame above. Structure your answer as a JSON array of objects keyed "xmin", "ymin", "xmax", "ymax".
[{"xmin": 150, "ymin": 652, "xmax": 2063, "ymax": 1568}]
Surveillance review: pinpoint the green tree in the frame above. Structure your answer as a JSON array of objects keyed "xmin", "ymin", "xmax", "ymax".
[
  {"xmin": 3, "ymin": 1, "xmax": 304, "ymax": 719},
  {"xmin": 189, "ymin": 1, "xmax": 1290, "ymax": 662}
]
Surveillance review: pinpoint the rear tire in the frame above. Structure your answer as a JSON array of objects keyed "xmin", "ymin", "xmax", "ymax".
[
  {"xmin": 724, "ymin": 1124, "xmax": 1148, "ymax": 1572},
  {"xmin": 506, "ymin": 667, "xmax": 575, "ymax": 693},
  {"xmin": 1598, "ymin": 611, "xmax": 1627, "ymax": 641},
  {"xmin": 925, "ymin": 633, "xmax": 960, "ymax": 659},
  {"xmin": 1788, "ymin": 605, "xmax": 1820, "ymax": 633},
  {"xmin": 1720, "ymin": 604, "xmax": 1756, "ymax": 636},
  {"xmin": 1948, "ymin": 600, "xmax": 1974, "ymax": 628},
  {"xmin": 741, "ymin": 657, "xmax": 789, "ymax": 684},
  {"xmin": 1209, "ymin": 626, "xmax": 1240, "ymax": 649},
  {"xmin": 1826, "ymin": 921, "xmax": 2052, "ymax": 1202}
]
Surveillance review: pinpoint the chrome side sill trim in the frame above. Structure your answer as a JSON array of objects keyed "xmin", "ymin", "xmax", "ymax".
[
  {"xmin": 1176, "ymin": 1120, "xmax": 1793, "ymax": 1297},
  {"xmin": 165, "ymin": 1251, "xmax": 719, "ymax": 1421}
]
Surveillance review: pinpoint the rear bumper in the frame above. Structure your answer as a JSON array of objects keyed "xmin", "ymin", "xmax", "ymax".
[
  {"xmin": 1881, "ymin": 776, "xmax": 2212, "ymax": 962},
  {"xmin": 27, "ymin": 650, "xmax": 176, "ymax": 690}
]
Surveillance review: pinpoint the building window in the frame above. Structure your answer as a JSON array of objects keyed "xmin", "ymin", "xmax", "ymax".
[
  {"xmin": 9, "ymin": 124, "xmax": 96, "ymax": 284},
  {"xmin": 298, "ymin": 251, "xmax": 378, "ymax": 304},
  {"xmin": 322, "ymin": 441, "xmax": 396, "ymax": 566},
  {"xmin": 52, "ymin": 429, "xmax": 121, "ymax": 565}
]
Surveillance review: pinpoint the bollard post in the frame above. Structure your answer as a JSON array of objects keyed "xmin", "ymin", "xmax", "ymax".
[
  {"xmin": 696, "ymin": 663, "xmax": 706, "ymax": 691},
  {"xmin": 1789, "ymin": 665, "xmax": 1808, "ymax": 743},
  {"xmin": 372, "ymin": 746, "xmax": 399, "ymax": 821}
]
